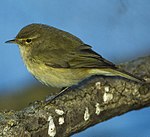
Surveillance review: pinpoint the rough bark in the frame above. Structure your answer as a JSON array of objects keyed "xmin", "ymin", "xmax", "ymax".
[{"xmin": 0, "ymin": 56, "xmax": 150, "ymax": 137}]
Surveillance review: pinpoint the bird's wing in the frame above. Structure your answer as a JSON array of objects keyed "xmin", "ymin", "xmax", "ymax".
[
  {"xmin": 43, "ymin": 44, "xmax": 116, "ymax": 69},
  {"xmin": 68, "ymin": 44, "xmax": 116, "ymax": 68}
]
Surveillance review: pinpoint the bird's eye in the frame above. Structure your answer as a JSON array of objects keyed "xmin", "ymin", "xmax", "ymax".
[{"xmin": 25, "ymin": 39, "xmax": 32, "ymax": 44}]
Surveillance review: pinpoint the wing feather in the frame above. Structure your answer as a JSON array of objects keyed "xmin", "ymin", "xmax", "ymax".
[{"xmin": 43, "ymin": 44, "xmax": 116, "ymax": 69}]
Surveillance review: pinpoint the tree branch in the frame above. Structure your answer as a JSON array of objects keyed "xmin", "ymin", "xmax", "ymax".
[{"xmin": 0, "ymin": 56, "xmax": 150, "ymax": 137}]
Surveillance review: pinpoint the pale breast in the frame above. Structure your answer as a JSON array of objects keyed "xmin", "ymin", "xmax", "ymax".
[{"xmin": 19, "ymin": 46, "xmax": 91, "ymax": 87}]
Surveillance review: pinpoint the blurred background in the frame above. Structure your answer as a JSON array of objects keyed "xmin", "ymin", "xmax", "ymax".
[{"xmin": 0, "ymin": 0, "xmax": 150, "ymax": 136}]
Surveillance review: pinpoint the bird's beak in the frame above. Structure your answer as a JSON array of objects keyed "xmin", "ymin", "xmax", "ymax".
[{"xmin": 5, "ymin": 39, "xmax": 16, "ymax": 44}]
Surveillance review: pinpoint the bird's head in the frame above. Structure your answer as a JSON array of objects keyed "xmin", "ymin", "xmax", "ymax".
[{"xmin": 5, "ymin": 23, "xmax": 50, "ymax": 48}]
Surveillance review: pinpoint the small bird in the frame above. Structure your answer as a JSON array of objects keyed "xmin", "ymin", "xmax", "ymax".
[{"xmin": 6, "ymin": 23, "xmax": 144, "ymax": 100}]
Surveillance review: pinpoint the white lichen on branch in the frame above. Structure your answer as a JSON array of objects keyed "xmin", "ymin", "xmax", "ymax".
[{"xmin": 48, "ymin": 116, "xmax": 56, "ymax": 137}]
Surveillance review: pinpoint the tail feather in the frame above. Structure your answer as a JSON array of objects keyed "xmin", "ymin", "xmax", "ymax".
[
  {"xmin": 90, "ymin": 68, "xmax": 145, "ymax": 83},
  {"xmin": 108, "ymin": 68, "xmax": 145, "ymax": 83}
]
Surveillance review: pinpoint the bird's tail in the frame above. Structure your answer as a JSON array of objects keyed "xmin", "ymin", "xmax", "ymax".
[{"xmin": 89, "ymin": 68, "xmax": 145, "ymax": 83}]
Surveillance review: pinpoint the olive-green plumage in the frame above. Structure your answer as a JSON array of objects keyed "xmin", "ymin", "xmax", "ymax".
[{"xmin": 6, "ymin": 23, "xmax": 144, "ymax": 88}]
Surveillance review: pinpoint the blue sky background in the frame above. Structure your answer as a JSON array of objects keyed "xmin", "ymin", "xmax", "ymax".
[{"xmin": 0, "ymin": 0, "xmax": 150, "ymax": 136}]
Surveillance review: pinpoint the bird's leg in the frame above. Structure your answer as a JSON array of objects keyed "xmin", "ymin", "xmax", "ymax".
[{"xmin": 45, "ymin": 87, "xmax": 69, "ymax": 102}]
